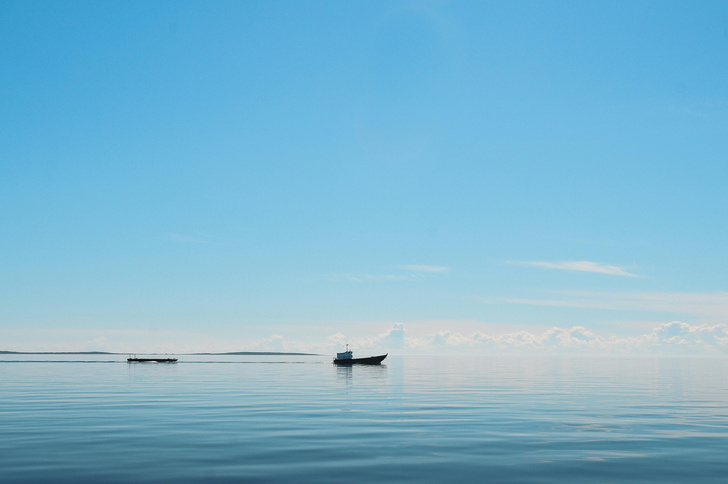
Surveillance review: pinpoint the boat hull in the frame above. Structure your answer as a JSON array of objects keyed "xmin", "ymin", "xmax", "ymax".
[
  {"xmin": 127, "ymin": 358, "xmax": 178, "ymax": 363},
  {"xmin": 333, "ymin": 354, "xmax": 387, "ymax": 365}
]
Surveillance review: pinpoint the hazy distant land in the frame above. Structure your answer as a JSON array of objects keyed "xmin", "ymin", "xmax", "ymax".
[
  {"xmin": 0, "ymin": 351, "xmax": 318, "ymax": 356},
  {"xmin": 0, "ymin": 351, "xmax": 115, "ymax": 355}
]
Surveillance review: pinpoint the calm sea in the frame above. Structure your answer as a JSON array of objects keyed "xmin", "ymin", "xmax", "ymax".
[{"xmin": 1, "ymin": 354, "xmax": 727, "ymax": 483}]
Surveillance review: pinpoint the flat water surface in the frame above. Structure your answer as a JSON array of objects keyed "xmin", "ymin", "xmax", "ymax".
[{"xmin": 1, "ymin": 355, "xmax": 727, "ymax": 482}]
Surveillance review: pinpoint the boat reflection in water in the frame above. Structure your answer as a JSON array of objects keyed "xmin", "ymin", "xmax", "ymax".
[{"xmin": 333, "ymin": 344, "xmax": 387, "ymax": 365}]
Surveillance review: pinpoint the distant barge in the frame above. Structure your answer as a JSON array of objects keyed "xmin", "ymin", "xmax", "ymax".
[
  {"xmin": 127, "ymin": 357, "xmax": 178, "ymax": 363},
  {"xmin": 333, "ymin": 345, "xmax": 387, "ymax": 365}
]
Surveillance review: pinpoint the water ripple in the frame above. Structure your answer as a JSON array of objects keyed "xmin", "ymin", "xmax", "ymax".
[{"xmin": 1, "ymin": 356, "xmax": 727, "ymax": 482}]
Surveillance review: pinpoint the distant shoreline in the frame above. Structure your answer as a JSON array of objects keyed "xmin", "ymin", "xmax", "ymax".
[{"xmin": 0, "ymin": 351, "xmax": 319, "ymax": 356}]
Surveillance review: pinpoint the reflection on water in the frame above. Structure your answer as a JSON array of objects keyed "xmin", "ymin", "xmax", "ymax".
[
  {"xmin": 1, "ymin": 355, "xmax": 727, "ymax": 483},
  {"xmin": 335, "ymin": 360, "xmax": 388, "ymax": 385}
]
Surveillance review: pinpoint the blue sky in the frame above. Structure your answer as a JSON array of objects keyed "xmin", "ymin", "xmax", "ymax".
[{"xmin": 2, "ymin": 1, "xmax": 728, "ymax": 354}]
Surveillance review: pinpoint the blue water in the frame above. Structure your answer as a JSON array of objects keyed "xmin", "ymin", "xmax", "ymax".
[{"xmin": 1, "ymin": 355, "xmax": 727, "ymax": 483}]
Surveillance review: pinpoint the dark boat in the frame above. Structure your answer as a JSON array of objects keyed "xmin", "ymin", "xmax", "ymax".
[
  {"xmin": 333, "ymin": 345, "xmax": 387, "ymax": 365},
  {"xmin": 127, "ymin": 356, "xmax": 178, "ymax": 363}
]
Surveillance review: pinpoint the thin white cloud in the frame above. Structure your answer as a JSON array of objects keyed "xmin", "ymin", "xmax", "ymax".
[
  {"xmin": 168, "ymin": 233, "xmax": 225, "ymax": 245},
  {"xmin": 328, "ymin": 273, "xmax": 417, "ymax": 283},
  {"xmin": 329, "ymin": 264, "xmax": 450, "ymax": 282},
  {"xmin": 519, "ymin": 260, "xmax": 640, "ymax": 277},
  {"xmin": 400, "ymin": 265, "xmax": 451, "ymax": 274}
]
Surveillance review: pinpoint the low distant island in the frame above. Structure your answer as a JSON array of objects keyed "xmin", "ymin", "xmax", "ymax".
[
  {"xmin": 1, "ymin": 351, "xmax": 318, "ymax": 356},
  {"xmin": 191, "ymin": 352, "xmax": 317, "ymax": 356},
  {"xmin": 0, "ymin": 351, "xmax": 115, "ymax": 355}
]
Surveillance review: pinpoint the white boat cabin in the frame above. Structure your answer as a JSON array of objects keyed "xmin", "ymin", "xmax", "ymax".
[{"xmin": 336, "ymin": 344, "xmax": 353, "ymax": 360}]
